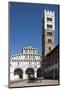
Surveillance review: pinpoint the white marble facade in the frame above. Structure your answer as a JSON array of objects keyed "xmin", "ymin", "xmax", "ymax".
[{"xmin": 10, "ymin": 46, "xmax": 42, "ymax": 80}]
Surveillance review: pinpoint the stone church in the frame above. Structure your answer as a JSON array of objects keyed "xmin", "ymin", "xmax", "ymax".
[{"xmin": 10, "ymin": 46, "xmax": 42, "ymax": 80}]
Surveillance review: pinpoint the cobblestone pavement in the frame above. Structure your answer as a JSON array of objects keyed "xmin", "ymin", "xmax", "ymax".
[{"xmin": 9, "ymin": 79, "xmax": 59, "ymax": 87}]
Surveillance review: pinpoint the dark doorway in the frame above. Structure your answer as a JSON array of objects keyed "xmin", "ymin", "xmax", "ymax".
[
  {"xmin": 26, "ymin": 68, "xmax": 34, "ymax": 79},
  {"xmin": 37, "ymin": 68, "xmax": 42, "ymax": 78},
  {"xmin": 14, "ymin": 68, "xmax": 23, "ymax": 79}
]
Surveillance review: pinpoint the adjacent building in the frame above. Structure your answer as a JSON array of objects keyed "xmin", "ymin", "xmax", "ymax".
[{"xmin": 43, "ymin": 45, "xmax": 59, "ymax": 80}]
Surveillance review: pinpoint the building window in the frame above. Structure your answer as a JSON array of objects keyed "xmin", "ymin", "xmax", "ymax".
[
  {"xmin": 33, "ymin": 60, "xmax": 34, "ymax": 62},
  {"xmin": 47, "ymin": 17, "xmax": 52, "ymax": 21},
  {"xmin": 29, "ymin": 55, "xmax": 31, "ymax": 59},
  {"xmin": 25, "ymin": 49, "xmax": 28, "ymax": 53},
  {"xmin": 47, "ymin": 32, "xmax": 52, "ymax": 36},
  {"xmin": 47, "ymin": 24, "xmax": 52, "ymax": 28},
  {"xmin": 29, "ymin": 49, "xmax": 32, "ymax": 53},
  {"xmin": 25, "ymin": 55, "xmax": 28, "ymax": 59},
  {"xmin": 49, "ymin": 47, "xmax": 51, "ymax": 50},
  {"xmin": 31, "ymin": 60, "xmax": 32, "ymax": 62},
  {"xmin": 24, "ymin": 60, "xmax": 25, "ymax": 62},
  {"xmin": 33, "ymin": 56, "xmax": 35, "ymax": 59},
  {"xmin": 33, "ymin": 50, "xmax": 35, "ymax": 53},
  {"xmin": 48, "ymin": 39, "xmax": 52, "ymax": 43}
]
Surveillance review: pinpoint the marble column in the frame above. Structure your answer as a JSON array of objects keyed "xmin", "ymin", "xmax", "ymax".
[
  {"xmin": 34, "ymin": 70, "xmax": 37, "ymax": 78},
  {"xmin": 23, "ymin": 71, "xmax": 27, "ymax": 79}
]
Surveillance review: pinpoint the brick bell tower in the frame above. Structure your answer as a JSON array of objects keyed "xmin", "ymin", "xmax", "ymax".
[{"xmin": 42, "ymin": 10, "xmax": 55, "ymax": 56}]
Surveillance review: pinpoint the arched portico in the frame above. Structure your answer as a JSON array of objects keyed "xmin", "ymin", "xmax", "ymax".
[
  {"xmin": 14, "ymin": 68, "xmax": 23, "ymax": 79},
  {"xmin": 26, "ymin": 68, "xmax": 34, "ymax": 79}
]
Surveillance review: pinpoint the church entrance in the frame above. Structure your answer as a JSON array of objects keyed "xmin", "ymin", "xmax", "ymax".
[
  {"xmin": 14, "ymin": 68, "xmax": 23, "ymax": 79},
  {"xmin": 26, "ymin": 68, "xmax": 34, "ymax": 79}
]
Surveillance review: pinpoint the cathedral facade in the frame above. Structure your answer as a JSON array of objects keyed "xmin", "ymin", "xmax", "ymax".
[{"xmin": 10, "ymin": 46, "xmax": 42, "ymax": 80}]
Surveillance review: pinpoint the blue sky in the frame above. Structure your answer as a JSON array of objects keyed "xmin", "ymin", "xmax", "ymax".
[{"xmin": 9, "ymin": 2, "xmax": 59, "ymax": 54}]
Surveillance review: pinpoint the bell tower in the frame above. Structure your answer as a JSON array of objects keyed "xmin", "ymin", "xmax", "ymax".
[{"xmin": 42, "ymin": 10, "xmax": 55, "ymax": 56}]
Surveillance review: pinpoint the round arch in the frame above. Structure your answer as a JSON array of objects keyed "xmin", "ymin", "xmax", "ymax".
[
  {"xmin": 26, "ymin": 68, "xmax": 34, "ymax": 79},
  {"xmin": 14, "ymin": 68, "xmax": 23, "ymax": 79}
]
